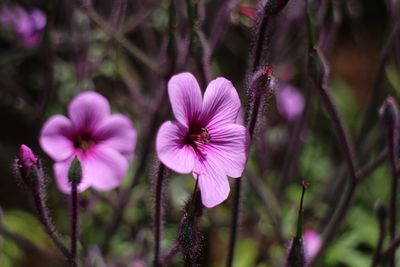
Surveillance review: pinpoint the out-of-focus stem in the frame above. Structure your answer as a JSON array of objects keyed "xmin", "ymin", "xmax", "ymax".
[
  {"xmin": 382, "ymin": 100, "xmax": 400, "ymax": 267},
  {"xmin": 30, "ymin": 168, "xmax": 70, "ymax": 260},
  {"xmin": 226, "ymin": 178, "xmax": 241, "ymax": 267},
  {"xmin": 70, "ymin": 182, "xmax": 79, "ymax": 267},
  {"xmin": 81, "ymin": 1, "xmax": 162, "ymax": 75},
  {"xmin": 251, "ymin": 9, "xmax": 270, "ymax": 72},
  {"xmin": 306, "ymin": 6, "xmax": 361, "ymax": 264},
  {"xmin": 246, "ymin": 171, "xmax": 285, "ymax": 245},
  {"xmin": 153, "ymin": 163, "xmax": 167, "ymax": 267},
  {"xmin": 380, "ymin": 234, "xmax": 400, "ymax": 263},
  {"xmin": 278, "ymin": 69, "xmax": 312, "ymax": 197},
  {"xmin": 371, "ymin": 202, "xmax": 386, "ymax": 267},
  {"xmin": 356, "ymin": 20, "xmax": 400, "ymax": 148}
]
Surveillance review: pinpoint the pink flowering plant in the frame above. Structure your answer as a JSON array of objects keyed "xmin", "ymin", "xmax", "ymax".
[
  {"xmin": 2, "ymin": 0, "xmax": 400, "ymax": 266},
  {"xmin": 40, "ymin": 91, "xmax": 136, "ymax": 193},
  {"xmin": 156, "ymin": 73, "xmax": 249, "ymax": 208}
]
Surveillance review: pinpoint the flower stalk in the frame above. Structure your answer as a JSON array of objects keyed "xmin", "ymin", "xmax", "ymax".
[
  {"xmin": 15, "ymin": 145, "xmax": 70, "ymax": 260},
  {"xmin": 371, "ymin": 201, "xmax": 387, "ymax": 267},
  {"xmin": 380, "ymin": 97, "xmax": 400, "ymax": 267},
  {"xmin": 68, "ymin": 157, "xmax": 82, "ymax": 267},
  {"xmin": 153, "ymin": 163, "xmax": 168, "ymax": 267}
]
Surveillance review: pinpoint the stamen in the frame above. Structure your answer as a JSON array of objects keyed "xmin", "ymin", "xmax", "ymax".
[
  {"xmin": 73, "ymin": 132, "xmax": 95, "ymax": 152},
  {"xmin": 188, "ymin": 127, "xmax": 211, "ymax": 144}
]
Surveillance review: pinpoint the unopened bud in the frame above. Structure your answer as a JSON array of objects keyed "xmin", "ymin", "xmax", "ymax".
[
  {"xmin": 68, "ymin": 156, "xmax": 82, "ymax": 185},
  {"xmin": 373, "ymin": 200, "xmax": 387, "ymax": 222},
  {"xmin": 379, "ymin": 96, "xmax": 399, "ymax": 127},
  {"xmin": 177, "ymin": 213, "xmax": 203, "ymax": 264},
  {"xmin": 287, "ymin": 237, "xmax": 305, "ymax": 267},
  {"xmin": 16, "ymin": 144, "xmax": 39, "ymax": 185}
]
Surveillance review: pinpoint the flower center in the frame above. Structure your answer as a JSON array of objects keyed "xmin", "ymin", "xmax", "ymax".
[
  {"xmin": 188, "ymin": 127, "xmax": 211, "ymax": 145},
  {"xmin": 73, "ymin": 131, "xmax": 95, "ymax": 152}
]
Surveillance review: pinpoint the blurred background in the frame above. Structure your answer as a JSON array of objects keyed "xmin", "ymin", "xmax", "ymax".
[{"xmin": 0, "ymin": 0, "xmax": 398, "ymax": 266}]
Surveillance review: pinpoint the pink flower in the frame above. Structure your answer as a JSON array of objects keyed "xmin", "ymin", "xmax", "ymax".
[
  {"xmin": 156, "ymin": 72, "xmax": 249, "ymax": 208},
  {"xmin": 303, "ymin": 229, "xmax": 322, "ymax": 261},
  {"xmin": 276, "ymin": 84, "xmax": 305, "ymax": 121},
  {"xmin": 40, "ymin": 92, "xmax": 137, "ymax": 193},
  {"xmin": 0, "ymin": 5, "xmax": 46, "ymax": 48}
]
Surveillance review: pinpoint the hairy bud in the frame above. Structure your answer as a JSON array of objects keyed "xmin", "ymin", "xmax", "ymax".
[
  {"xmin": 287, "ymin": 237, "xmax": 305, "ymax": 267},
  {"xmin": 379, "ymin": 96, "xmax": 399, "ymax": 127},
  {"xmin": 68, "ymin": 156, "xmax": 82, "ymax": 185},
  {"xmin": 16, "ymin": 144, "xmax": 39, "ymax": 186}
]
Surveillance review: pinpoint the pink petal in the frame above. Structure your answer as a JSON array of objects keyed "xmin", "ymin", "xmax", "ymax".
[
  {"xmin": 53, "ymin": 146, "xmax": 128, "ymax": 193},
  {"xmin": 304, "ymin": 230, "xmax": 322, "ymax": 261},
  {"xmin": 205, "ymin": 123, "xmax": 249, "ymax": 178},
  {"xmin": 201, "ymin": 77, "xmax": 241, "ymax": 130},
  {"xmin": 194, "ymin": 158, "xmax": 230, "ymax": 208},
  {"xmin": 93, "ymin": 114, "xmax": 137, "ymax": 159},
  {"xmin": 68, "ymin": 91, "xmax": 110, "ymax": 131},
  {"xmin": 39, "ymin": 115, "xmax": 75, "ymax": 161},
  {"xmin": 30, "ymin": 9, "xmax": 46, "ymax": 30},
  {"xmin": 82, "ymin": 145, "xmax": 129, "ymax": 191},
  {"xmin": 276, "ymin": 84, "xmax": 304, "ymax": 121},
  {"xmin": 54, "ymin": 157, "xmax": 91, "ymax": 194},
  {"xmin": 168, "ymin": 72, "xmax": 202, "ymax": 127},
  {"xmin": 156, "ymin": 121, "xmax": 196, "ymax": 173}
]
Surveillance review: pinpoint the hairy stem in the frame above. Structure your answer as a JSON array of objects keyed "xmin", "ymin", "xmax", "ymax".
[
  {"xmin": 226, "ymin": 178, "xmax": 241, "ymax": 267},
  {"xmin": 154, "ymin": 163, "xmax": 167, "ymax": 267},
  {"xmin": 70, "ymin": 182, "xmax": 79, "ymax": 267},
  {"xmin": 30, "ymin": 169, "xmax": 69, "ymax": 259}
]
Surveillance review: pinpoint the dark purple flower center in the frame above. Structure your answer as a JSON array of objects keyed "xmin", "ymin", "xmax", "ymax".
[
  {"xmin": 187, "ymin": 127, "xmax": 211, "ymax": 145},
  {"xmin": 73, "ymin": 131, "xmax": 96, "ymax": 152}
]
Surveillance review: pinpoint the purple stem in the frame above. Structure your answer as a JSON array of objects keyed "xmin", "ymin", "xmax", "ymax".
[
  {"xmin": 154, "ymin": 163, "xmax": 167, "ymax": 267},
  {"xmin": 70, "ymin": 182, "xmax": 79, "ymax": 267},
  {"xmin": 371, "ymin": 203, "xmax": 386, "ymax": 267},
  {"xmin": 30, "ymin": 168, "xmax": 70, "ymax": 260},
  {"xmin": 386, "ymin": 119, "xmax": 399, "ymax": 267}
]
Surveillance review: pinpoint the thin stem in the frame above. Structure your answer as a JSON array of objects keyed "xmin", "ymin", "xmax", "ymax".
[
  {"xmin": 278, "ymin": 77, "xmax": 312, "ymax": 196},
  {"xmin": 154, "ymin": 163, "xmax": 166, "ymax": 267},
  {"xmin": 30, "ymin": 170, "xmax": 70, "ymax": 259},
  {"xmin": 356, "ymin": 20, "xmax": 400, "ymax": 148},
  {"xmin": 381, "ymin": 234, "xmax": 400, "ymax": 263},
  {"xmin": 356, "ymin": 148, "xmax": 388, "ymax": 182},
  {"xmin": 251, "ymin": 9, "xmax": 269, "ymax": 72},
  {"xmin": 386, "ymin": 121, "xmax": 399, "ymax": 267},
  {"xmin": 246, "ymin": 171, "xmax": 285, "ymax": 245},
  {"xmin": 371, "ymin": 204, "xmax": 386, "ymax": 267},
  {"xmin": 296, "ymin": 182, "xmax": 308, "ymax": 239},
  {"xmin": 81, "ymin": 1, "xmax": 162, "ymax": 75},
  {"xmin": 320, "ymin": 181, "xmax": 357, "ymax": 255},
  {"xmin": 226, "ymin": 178, "xmax": 241, "ymax": 267},
  {"xmin": 315, "ymin": 79, "xmax": 359, "ymax": 181},
  {"xmin": 70, "ymin": 182, "xmax": 79, "ymax": 267}
]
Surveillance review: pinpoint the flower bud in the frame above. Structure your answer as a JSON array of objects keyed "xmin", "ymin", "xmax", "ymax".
[
  {"xmin": 374, "ymin": 200, "xmax": 387, "ymax": 222},
  {"xmin": 68, "ymin": 156, "xmax": 82, "ymax": 185},
  {"xmin": 379, "ymin": 96, "xmax": 399, "ymax": 127},
  {"xmin": 177, "ymin": 213, "xmax": 203, "ymax": 265},
  {"xmin": 287, "ymin": 237, "xmax": 305, "ymax": 267},
  {"xmin": 16, "ymin": 144, "xmax": 39, "ymax": 185}
]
